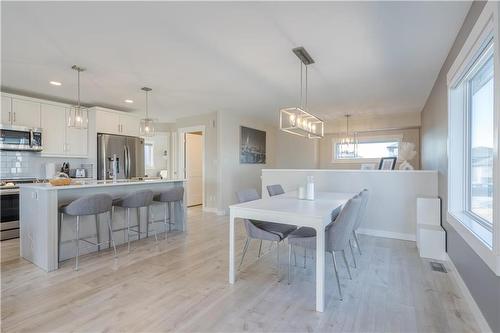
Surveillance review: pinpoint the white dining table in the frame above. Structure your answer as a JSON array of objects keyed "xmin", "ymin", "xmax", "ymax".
[{"xmin": 228, "ymin": 191, "xmax": 355, "ymax": 312}]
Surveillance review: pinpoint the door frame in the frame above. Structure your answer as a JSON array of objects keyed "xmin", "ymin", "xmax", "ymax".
[{"xmin": 178, "ymin": 125, "xmax": 205, "ymax": 207}]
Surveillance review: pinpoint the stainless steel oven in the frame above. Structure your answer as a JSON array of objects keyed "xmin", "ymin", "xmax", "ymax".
[
  {"xmin": 0, "ymin": 178, "xmax": 37, "ymax": 240},
  {"xmin": 0, "ymin": 125, "xmax": 43, "ymax": 151}
]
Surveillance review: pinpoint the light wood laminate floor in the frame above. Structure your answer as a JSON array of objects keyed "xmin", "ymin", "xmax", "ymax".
[{"xmin": 1, "ymin": 207, "xmax": 480, "ymax": 332}]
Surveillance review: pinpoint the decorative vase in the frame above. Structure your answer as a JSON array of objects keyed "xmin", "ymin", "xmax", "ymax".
[{"xmin": 399, "ymin": 160, "xmax": 414, "ymax": 170}]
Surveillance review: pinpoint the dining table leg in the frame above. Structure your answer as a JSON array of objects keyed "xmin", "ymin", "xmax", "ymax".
[
  {"xmin": 229, "ymin": 210, "xmax": 236, "ymax": 284},
  {"xmin": 315, "ymin": 225, "xmax": 325, "ymax": 312}
]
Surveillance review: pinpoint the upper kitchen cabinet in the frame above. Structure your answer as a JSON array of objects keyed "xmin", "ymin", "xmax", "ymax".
[
  {"xmin": 94, "ymin": 107, "xmax": 140, "ymax": 137},
  {"xmin": 11, "ymin": 98, "xmax": 41, "ymax": 128},
  {"xmin": 40, "ymin": 102, "xmax": 88, "ymax": 158},
  {"xmin": 40, "ymin": 103, "xmax": 66, "ymax": 156},
  {"xmin": 1, "ymin": 95, "xmax": 41, "ymax": 128}
]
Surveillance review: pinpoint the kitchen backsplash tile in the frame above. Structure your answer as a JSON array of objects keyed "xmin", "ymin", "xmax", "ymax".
[{"xmin": 0, "ymin": 151, "xmax": 93, "ymax": 179}]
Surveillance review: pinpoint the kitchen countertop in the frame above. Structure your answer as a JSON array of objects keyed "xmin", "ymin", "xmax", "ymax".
[{"xmin": 19, "ymin": 178, "xmax": 186, "ymax": 191}]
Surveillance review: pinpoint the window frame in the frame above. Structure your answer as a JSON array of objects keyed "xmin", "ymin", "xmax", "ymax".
[
  {"xmin": 446, "ymin": 1, "xmax": 500, "ymax": 276},
  {"xmin": 331, "ymin": 133, "xmax": 403, "ymax": 163},
  {"xmin": 144, "ymin": 142, "xmax": 155, "ymax": 170}
]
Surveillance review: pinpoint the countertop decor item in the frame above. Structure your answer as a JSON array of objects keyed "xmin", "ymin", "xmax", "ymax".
[
  {"xmin": 398, "ymin": 142, "xmax": 417, "ymax": 170},
  {"xmin": 139, "ymin": 87, "xmax": 155, "ymax": 137},
  {"xmin": 279, "ymin": 47, "xmax": 324, "ymax": 139},
  {"xmin": 378, "ymin": 157, "xmax": 397, "ymax": 170},
  {"xmin": 67, "ymin": 65, "xmax": 88, "ymax": 129}
]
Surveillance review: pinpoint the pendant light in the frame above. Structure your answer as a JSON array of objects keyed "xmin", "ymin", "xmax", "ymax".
[
  {"xmin": 337, "ymin": 114, "xmax": 358, "ymax": 158},
  {"xmin": 279, "ymin": 47, "xmax": 324, "ymax": 139},
  {"xmin": 67, "ymin": 65, "xmax": 88, "ymax": 129},
  {"xmin": 139, "ymin": 87, "xmax": 155, "ymax": 137}
]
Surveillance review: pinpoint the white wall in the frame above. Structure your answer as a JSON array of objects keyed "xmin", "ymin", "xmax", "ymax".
[
  {"xmin": 217, "ymin": 111, "xmax": 277, "ymax": 213},
  {"xmin": 275, "ymin": 130, "xmax": 319, "ymax": 169},
  {"xmin": 262, "ymin": 169, "xmax": 438, "ymax": 241}
]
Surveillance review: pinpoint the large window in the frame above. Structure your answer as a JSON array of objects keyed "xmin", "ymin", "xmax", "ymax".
[
  {"xmin": 447, "ymin": 6, "xmax": 497, "ymax": 256},
  {"xmin": 467, "ymin": 46, "xmax": 494, "ymax": 229},
  {"xmin": 335, "ymin": 140, "xmax": 399, "ymax": 160}
]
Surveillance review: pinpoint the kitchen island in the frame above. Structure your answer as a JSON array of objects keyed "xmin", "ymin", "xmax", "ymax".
[{"xmin": 19, "ymin": 179, "xmax": 186, "ymax": 271}]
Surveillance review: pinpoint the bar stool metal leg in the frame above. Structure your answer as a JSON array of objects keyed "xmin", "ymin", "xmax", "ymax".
[
  {"xmin": 288, "ymin": 244, "xmax": 292, "ymax": 284},
  {"xmin": 95, "ymin": 215, "xmax": 100, "ymax": 252},
  {"xmin": 75, "ymin": 216, "xmax": 80, "ymax": 271},
  {"xmin": 164, "ymin": 202, "xmax": 169, "ymax": 239},
  {"xmin": 349, "ymin": 239, "xmax": 357, "ymax": 268},
  {"xmin": 150, "ymin": 206, "xmax": 158, "ymax": 242},
  {"xmin": 107, "ymin": 211, "xmax": 117, "ymax": 258},
  {"xmin": 136, "ymin": 208, "xmax": 141, "ymax": 240},
  {"xmin": 127, "ymin": 208, "xmax": 131, "ymax": 252}
]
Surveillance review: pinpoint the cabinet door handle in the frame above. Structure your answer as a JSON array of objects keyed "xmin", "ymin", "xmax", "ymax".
[
  {"xmin": 13, "ymin": 112, "xmax": 16, "ymax": 123},
  {"xmin": 8, "ymin": 112, "xmax": 11, "ymax": 123}
]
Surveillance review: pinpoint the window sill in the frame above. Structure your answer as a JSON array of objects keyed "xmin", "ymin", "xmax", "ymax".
[{"xmin": 448, "ymin": 211, "xmax": 499, "ymax": 276}]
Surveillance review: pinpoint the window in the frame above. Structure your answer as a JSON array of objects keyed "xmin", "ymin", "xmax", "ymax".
[
  {"xmin": 144, "ymin": 143, "xmax": 154, "ymax": 169},
  {"xmin": 335, "ymin": 140, "xmax": 399, "ymax": 160},
  {"xmin": 467, "ymin": 47, "xmax": 494, "ymax": 229},
  {"xmin": 448, "ymin": 13, "xmax": 497, "ymax": 251}
]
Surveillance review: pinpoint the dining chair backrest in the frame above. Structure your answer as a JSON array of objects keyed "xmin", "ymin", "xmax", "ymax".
[
  {"xmin": 267, "ymin": 184, "xmax": 285, "ymax": 197},
  {"xmin": 326, "ymin": 195, "xmax": 362, "ymax": 252},
  {"xmin": 235, "ymin": 189, "xmax": 262, "ymax": 237},
  {"xmin": 353, "ymin": 189, "xmax": 369, "ymax": 230}
]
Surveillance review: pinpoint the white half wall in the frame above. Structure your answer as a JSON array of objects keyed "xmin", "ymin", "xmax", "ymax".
[{"xmin": 262, "ymin": 169, "xmax": 438, "ymax": 241}]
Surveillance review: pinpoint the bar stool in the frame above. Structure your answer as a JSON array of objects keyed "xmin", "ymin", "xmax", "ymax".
[
  {"xmin": 111, "ymin": 189, "xmax": 154, "ymax": 252},
  {"xmin": 151, "ymin": 187, "xmax": 184, "ymax": 240},
  {"xmin": 59, "ymin": 193, "xmax": 117, "ymax": 271}
]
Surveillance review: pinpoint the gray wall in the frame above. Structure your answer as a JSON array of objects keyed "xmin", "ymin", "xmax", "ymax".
[{"xmin": 420, "ymin": 1, "xmax": 500, "ymax": 331}]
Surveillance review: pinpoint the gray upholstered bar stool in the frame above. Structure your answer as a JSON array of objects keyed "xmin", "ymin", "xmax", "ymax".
[
  {"xmin": 151, "ymin": 186, "xmax": 184, "ymax": 240},
  {"xmin": 111, "ymin": 189, "xmax": 154, "ymax": 252},
  {"xmin": 59, "ymin": 193, "xmax": 117, "ymax": 271}
]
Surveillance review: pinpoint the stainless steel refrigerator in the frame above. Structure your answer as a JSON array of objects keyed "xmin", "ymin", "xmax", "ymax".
[{"xmin": 97, "ymin": 134, "xmax": 145, "ymax": 180}]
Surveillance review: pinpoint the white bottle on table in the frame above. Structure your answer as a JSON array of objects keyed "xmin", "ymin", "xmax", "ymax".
[{"xmin": 306, "ymin": 176, "xmax": 315, "ymax": 200}]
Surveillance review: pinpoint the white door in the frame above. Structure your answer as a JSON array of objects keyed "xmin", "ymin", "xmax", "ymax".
[
  {"xmin": 65, "ymin": 108, "xmax": 88, "ymax": 157},
  {"xmin": 1, "ymin": 95, "xmax": 12, "ymax": 125},
  {"xmin": 185, "ymin": 133, "xmax": 203, "ymax": 207},
  {"xmin": 11, "ymin": 99, "xmax": 41, "ymax": 128},
  {"xmin": 40, "ymin": 103, "xmax": 66, "ymax": 156}
]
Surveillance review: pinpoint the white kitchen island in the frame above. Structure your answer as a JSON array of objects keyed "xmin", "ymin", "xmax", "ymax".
[{"xmin": 19, "ymin": 179, "xmax": 186, "ymax": 272}]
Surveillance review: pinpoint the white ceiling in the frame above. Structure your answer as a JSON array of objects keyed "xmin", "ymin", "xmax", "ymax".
[{"xmin": 1, "ymin": 1, "xmax": 470, "ymax": 123}]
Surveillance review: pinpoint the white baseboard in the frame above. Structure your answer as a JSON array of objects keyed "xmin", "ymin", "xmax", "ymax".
[
  {"xmin": 202, "ymin": 207, "xmax": 226, "ymax": 216},
  {"xmin": 357, "ymin": 228, "xmax": 416, "ymax": 241},
  {"xmin": 444, "ymin": 254, "xmax": 493, "ymax": 333}
]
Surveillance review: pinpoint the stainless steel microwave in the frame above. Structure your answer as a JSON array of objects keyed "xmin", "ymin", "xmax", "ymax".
[{"xmin": 0, "ymin": 125, "xmax": 43, "ymax": 151}]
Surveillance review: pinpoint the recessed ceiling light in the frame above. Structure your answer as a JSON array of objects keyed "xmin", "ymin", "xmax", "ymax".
[
  {"xmin": 124, "ymin": 99, "xmax": 134, "ymax": 104},
  {"xmin": 50, "ymin": 81, "xmax": 62, "ymax": 86}
]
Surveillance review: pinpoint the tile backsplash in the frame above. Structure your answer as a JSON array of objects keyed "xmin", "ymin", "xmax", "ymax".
[{"xmin": 0, "ymin": 151, "xmax": 93, "ymax": 179}]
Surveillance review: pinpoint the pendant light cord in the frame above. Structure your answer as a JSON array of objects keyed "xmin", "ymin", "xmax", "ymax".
[
  {"xmin": 145, "ymin": 90, "xmax": 149, "ymax": 118},
  {"xmin": 77, "ymin": 69, "xmax": 81, "ymax": 108}
]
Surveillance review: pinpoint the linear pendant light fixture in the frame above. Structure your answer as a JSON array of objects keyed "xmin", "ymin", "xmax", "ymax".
[
  {"xmin": 279, "ymin": 47, "xmax": 324, "ymax": 139},
  {"xmin": 139, "ymin": 87, "xmax": 155, "ymax": 137},
  {"xmin": 67, "ymin": 65, "xmax": 88, "ymax": 129}
]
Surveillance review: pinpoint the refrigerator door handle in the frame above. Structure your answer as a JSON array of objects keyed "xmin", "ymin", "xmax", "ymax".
[
  {"xmin": 125, "ymin": 145, "xmax": 131, "ymax": 179},
  {"xmin": 124, "ymin": 145, "xmax": 129, "ymax": 179}
]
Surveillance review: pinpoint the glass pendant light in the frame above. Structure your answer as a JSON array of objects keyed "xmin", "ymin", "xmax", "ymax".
[
  {"xmin": 337, "ymin": 114, "xmax": 358, "ymax": 158},
  {"xmin": 67, "ymin": 65, "xmax": 88, "ymax": 129},
  {"xmin": 279, "ymin": 47, "xmax": 324, "ymax": 139},
  {"xmin": 139, "ymin": 87, "xmax": 155, "ymax": 137}
]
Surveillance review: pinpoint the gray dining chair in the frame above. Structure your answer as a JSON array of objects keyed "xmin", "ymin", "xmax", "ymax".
[
  {"xmin": 287, "ymin": 195, "xmax": 362, "ymax": 300},
  {"xmin": 235, "ymin": 189, "xmax": 297, "ymax": 280},
  {"xmin": 351, "ymin": 189, "xmax": 369, "ymax": 259},
  {"xmin": 267, "ymin": 184, "xmax": 285, "ymax": 197}
]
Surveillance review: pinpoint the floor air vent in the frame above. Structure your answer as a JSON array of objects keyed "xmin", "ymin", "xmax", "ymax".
[{"xmin": 430, "ymin": 262, "xmax": 447, "ymax": 273}]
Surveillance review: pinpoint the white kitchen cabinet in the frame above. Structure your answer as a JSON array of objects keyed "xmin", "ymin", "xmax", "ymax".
[
  {"xmin": 120, "ymin": 113, "xmax": 140, "ymax": 136},
  {"xmin": 11, "ymin": 98, "xmax": 41, "ymax": 128},
  {"xmin": 95, "ymin": 109, "xmax": 121, "ymax": 135},
  {"xmin": 95, "ymin": 108, "xmax": 140, "ymax": 137},
  {"xmin": 40, "ymin": 104, "xmax": 66, "ymax": 156},
  {"xmin": 40, "ymin": 103, "xmax": 88, "ymax": 158},
  {"xmin": 65, "ymin": 119, "xmax": 88, "ymax": 156},
  {"xmin": 1, "ymin": 95, "xmax": 12, "ymax": 125}
]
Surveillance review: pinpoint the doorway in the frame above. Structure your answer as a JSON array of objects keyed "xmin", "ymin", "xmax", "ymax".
[{"xmin": 178, "ymin": 126, "xmax": 205, "ymax": 208}]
